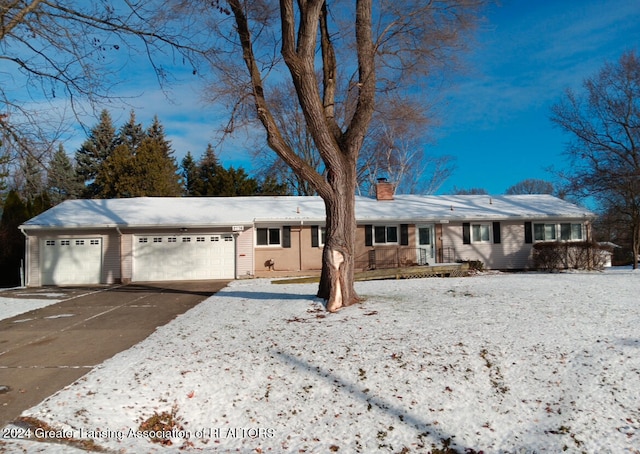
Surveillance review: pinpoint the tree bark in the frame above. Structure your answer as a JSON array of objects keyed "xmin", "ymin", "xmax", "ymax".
[{"xmin": 317, "ymin": 164, "xmax": 360, "ymax": 311}]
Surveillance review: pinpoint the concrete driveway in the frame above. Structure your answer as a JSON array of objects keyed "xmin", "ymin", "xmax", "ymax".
[{"xmin": 0, "ymin": 281, "xmax": 228, "ymax": 428}]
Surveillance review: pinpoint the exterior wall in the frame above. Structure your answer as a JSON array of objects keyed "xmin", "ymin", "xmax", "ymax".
[
  {"xmin": 354, "ymin": 224, "xmax": 419, "ymax": 270},
  {"xmin": 441, "ymin": 221, "xmax": 534, "ymax": 269},
  {"xmin": 254, "ymin": 225, "xmax": 324, "ymax": 272},
  {"xmin": 236, "ymin": 228, "xmax": 254, "ymax": 277},
  {"xmin": 26, "ymin": 234, "xmax": 40, "ymax": 287},
  {"xmin": 300, "ymin": 226, "xmax": 324, "ymax": 270}
]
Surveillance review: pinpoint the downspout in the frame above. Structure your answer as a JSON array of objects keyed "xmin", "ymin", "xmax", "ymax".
[
  {"xmin": 19, "ymin": 227, "xmax": 28, "ymax": 287},
  {"xmin": 252, "ymin": 221, "xmax": 256, "ymax": 277},
  {"xmin": 299, "ymin": 220, "xmax": 303, "ymax": 272}
]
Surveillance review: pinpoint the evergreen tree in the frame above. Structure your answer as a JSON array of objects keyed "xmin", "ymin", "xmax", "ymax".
[
  {"xmin": 75, "ymin": 109, "xmax": 117, "ymax": 197},
  {"xmin": 94, "ymin": 138, "xmax": 182, "ymax": 198},
  {"xmin": 48, "ymin": 144, "xmax": 83, "ymax": 204},
  {"xmin": 258, "ymin": 175, "xmax": 290, "ymax": 195},
  {"xmin": 147, "ymin": 116, "xmax": 174, "ymax": 160},
  {"xmin": 94, "ymin": 144, "xmax": 135, "ymax": 198},
  {"xmin": 193, "ymin": 144, "xmax": 223, "ymax": 196},
  {"xmin": 117, "ymin": 110, "xmax": 146, "ymax": 151},
  {"xmin": 131, "ymin": 137, "xmax": 182, "ymax": 196},
  {"xmin": 181, "ymin": 151, "xmax": 198, "ymax": 196},
  {"xmin": 0, "ymin": 190, "xmax": 29, "ymax": 286},
  {"xmin": 22, "ymin": 154, "xmax": 45, "ymax": 201},
  {"xmin": 216, "ymin": 166, "xmax": 259, "ymax": 196}
]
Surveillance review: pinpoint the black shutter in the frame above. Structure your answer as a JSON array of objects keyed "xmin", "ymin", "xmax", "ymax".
[
  {"xmin": 282, "ymin": 226, "xmax": 291, "ymax": 248},
  {"xmin": 524, "ymin": 222, "xmax": 533, "ymax": 244},
  {"xmin": 365, "ymin": 225, "xmax": 373, "ymax": 246},
  {"xmin": 311, "ymin": 225, "xmax": 319, "ymax": 247},
  {"xmin": 400, "ymin": 224, "xmax": 409, "ymax": 246},
  {"xmin": 256, "ymin": 228, "xmax": 267, "ymax": 246},
  {"xmin": 493, "ymin": 222, "xmax": 501, "ymax": 244},
  {"xmin": 462, "ymin": 223, "xmax": 471, "ymax": 244}
]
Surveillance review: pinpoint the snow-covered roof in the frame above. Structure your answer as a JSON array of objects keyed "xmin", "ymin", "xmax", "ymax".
[{"xmin": 20, "ymin": 194, "xmax": 594, "ymax": 230}]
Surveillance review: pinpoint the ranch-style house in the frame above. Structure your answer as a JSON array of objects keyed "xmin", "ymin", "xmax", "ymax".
[{"xmin": 19, "ymin": 182, "xmax": 595, "ymax": 286}]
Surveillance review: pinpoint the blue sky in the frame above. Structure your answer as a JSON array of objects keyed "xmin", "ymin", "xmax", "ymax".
[
  {"xmin": 430, "ymin": 0, "xmax": 640, "ymax": 194},
  {"xmin": 61, "ymin": 0, "xmax": 640, "ymax": 195}
]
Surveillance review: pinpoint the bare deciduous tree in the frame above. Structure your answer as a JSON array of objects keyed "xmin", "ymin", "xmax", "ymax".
[
  {"xmin": 505, "ymin": 179, "xmax": 555, "ymax": 195},
  {"xmin": 207, "ymin": 0, "xmax": 483, "ymax": 311},
  {"xmin": 551, "ymin": 50, "xmax": 640, "ymax": 269},
  {"xmin": 0, "ymin": 0, "xmax": 204, "ymax": 177}
]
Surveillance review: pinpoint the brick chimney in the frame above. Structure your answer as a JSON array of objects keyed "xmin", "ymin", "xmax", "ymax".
[{"xmin": 375, "ymin": 178, "xmax": 395, "ymax": 201}]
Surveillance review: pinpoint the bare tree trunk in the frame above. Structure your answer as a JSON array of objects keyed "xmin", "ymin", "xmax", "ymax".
[{"xmin": 317, "ymin": 165, "xmax": 360, "ymax": 311}]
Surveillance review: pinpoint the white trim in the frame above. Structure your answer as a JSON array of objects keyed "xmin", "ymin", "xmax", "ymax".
[{"xmin": 255, "ymin": 227, "xmax": 282, "ymax": 247}]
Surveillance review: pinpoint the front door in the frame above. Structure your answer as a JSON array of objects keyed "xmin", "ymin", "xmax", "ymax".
[{"xmin": 416, "ymin": 225, "xmax": 435, "ymax": 265}]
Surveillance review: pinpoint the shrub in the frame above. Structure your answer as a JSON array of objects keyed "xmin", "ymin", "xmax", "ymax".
[
  {"xmin": 532, "ymin": 241, "xmax": 608, "ymax": 271},
  {"xmin": 457, "ymin": 259, "xmax": 484, "ymax": 272}
]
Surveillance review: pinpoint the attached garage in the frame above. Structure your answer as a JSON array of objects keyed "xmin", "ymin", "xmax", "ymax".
[
  {"xmin": 132, "ymin": 234, "xmax": 235, "ymax": 281},
  {"xmin": 41, "ymin": 238, "xmax": 103, "ymax": 285}
]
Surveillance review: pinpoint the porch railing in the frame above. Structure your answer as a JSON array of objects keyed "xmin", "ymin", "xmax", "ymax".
[{"xmin": 355, "ymin": 247, "xmax": 430, "ymax": 271}]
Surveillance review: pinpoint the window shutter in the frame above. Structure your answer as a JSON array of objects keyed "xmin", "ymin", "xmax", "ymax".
[
  {"xmin": 493, "ymin": 222, "xmax": 501, "ymax": 244},
  {"xmin": 256, "ymin": 228, "xmax": 267, "ymax": 246},
  {"xmin": 282, "ymin": 226, "xmax": 291, "ymax": 248},
  {"xmin": 462, "ymin": 223, "xmax": 471, "ymax": 244},
  {"xmin": 365, "ymin": 225, "xmax": 373, "ymax": 247},
  {"xmin": 524, "ymin": 222, "xmax": 533, "ymax": 244},
  {"xmin": 311, "ymin": 225, "xmax": 319, "ymax": 247},
  {"xmin": 400, "ymin": 224, "xmax": 409, "ymax": 246}
]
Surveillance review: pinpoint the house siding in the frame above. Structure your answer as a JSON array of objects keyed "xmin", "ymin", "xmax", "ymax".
[
  {"xmin": 27, "ymin": 234, "xmax": 40, "ymax": 287},
  {"xmin": 442, "ymin": 221, "xmax": 535, "ymax": 269},
  {"xmin": 236, "ymin": 228, "xmax": 254, "ymax": 277},
  {"xmin": 354, "ymin": 224, "xmax": 419, "ymax": 270},
  {"xmin": 103, "ymin": 231, "xmax": 120, "ymax": 284},
  {"xmin": 253, "ymin": 225, "xmax": 324, "ymax": 273}
]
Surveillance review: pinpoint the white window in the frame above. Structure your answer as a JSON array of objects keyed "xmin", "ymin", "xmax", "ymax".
[
  {"xmin": 534, "ymin": 224, "xmax": 556, "ymax": 241},
  {"xmin": 534, "ymin": 223, "xmax": 583, "ymax": 242},
  {"xmin": 75, "ymin": 240, "xmax": 85, "ymax": 246},
  {"xmin": 257, "ymin": 228, "xmax": 280, "ymax": 246},
  {"xmin": 153, "ymin": 237, "xmax": 162, "ymax": 243},
  {"xmin": 46, "ymin": 240, "xmax": 55, "ymax": 246},
  {"xmin": 61, "ymin": 240, "xmax": 70, "ymax": 246},
  {"xmin": 560, "ymin": 223, "xmax": 583, "ymax": 241},
  {"xmin": 472, "ymin": 224, "xmax": 491, "ymax": 243},
  {"xmin": 196, "ymin": 237, "xmax": 205, "ymax": 242},
  {"xmin": 319, "ymin": 227, "xmax": 326, "ymax": 246},
  {"xmin": 224, "ymin": 235, "xmax": 233, "ymax": 242},
  {"xmin": 90, "ymin": 239, "xmax": 100, "ymax": 245},
  {"xmin": 374, "ymin": 225, "xmax": 398, "ymax": 244},
  {"xmin": 138, "ymin": 237, "xmax": 148, "ymax": 243},
  {"xmin": 211, "ymin": 236, "xmax": 220, "ymax": 242},
  {"xmin": 168, "ymin": 237, "xmax": 177, "ymax": 243},
  {"xmin": 182, "ymin": 237, "xmax": 191, "ymax": 243}
]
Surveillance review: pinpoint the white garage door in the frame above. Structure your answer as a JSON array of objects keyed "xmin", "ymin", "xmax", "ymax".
[
  {"xmin": 133, "ymin": 234, "xmax": 235, "ymax": 281},
  {"xmin": 41, "ymin": 238, "xmax": 103, "ymax": 285}
]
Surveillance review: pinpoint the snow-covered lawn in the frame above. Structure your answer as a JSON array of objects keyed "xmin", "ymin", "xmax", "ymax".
[
  {"xmin": 0, "ymin": 292, "xmax": 63, "ymax": 321},
  {"xmin": 2, "ymin": 271, "xmax": 640, "ymax": 453}
]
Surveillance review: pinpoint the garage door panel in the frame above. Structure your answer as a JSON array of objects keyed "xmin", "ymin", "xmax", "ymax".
[
  {"xmin": 133, "ymin": 235, "xmax": 234, "ymax": 282},
  {"xmin": 41, "ymin": 238, "xmax": 102, "ymax": 285}
]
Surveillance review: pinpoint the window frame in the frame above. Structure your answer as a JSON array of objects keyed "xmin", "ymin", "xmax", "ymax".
[
  {"xmin": 256, "ymin": 227, "xmax": 282, "ymax": 247},
  {"xmin": 373, "ymin": 225, "xmax": 399, "ymax": 245},
  {"xmin": 471, "ymin": 223, "xmax": 491, "ymax": 244},
  {"xmin": 533, "ymin": 222, "xmax": 584, "ymax": 242}
]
